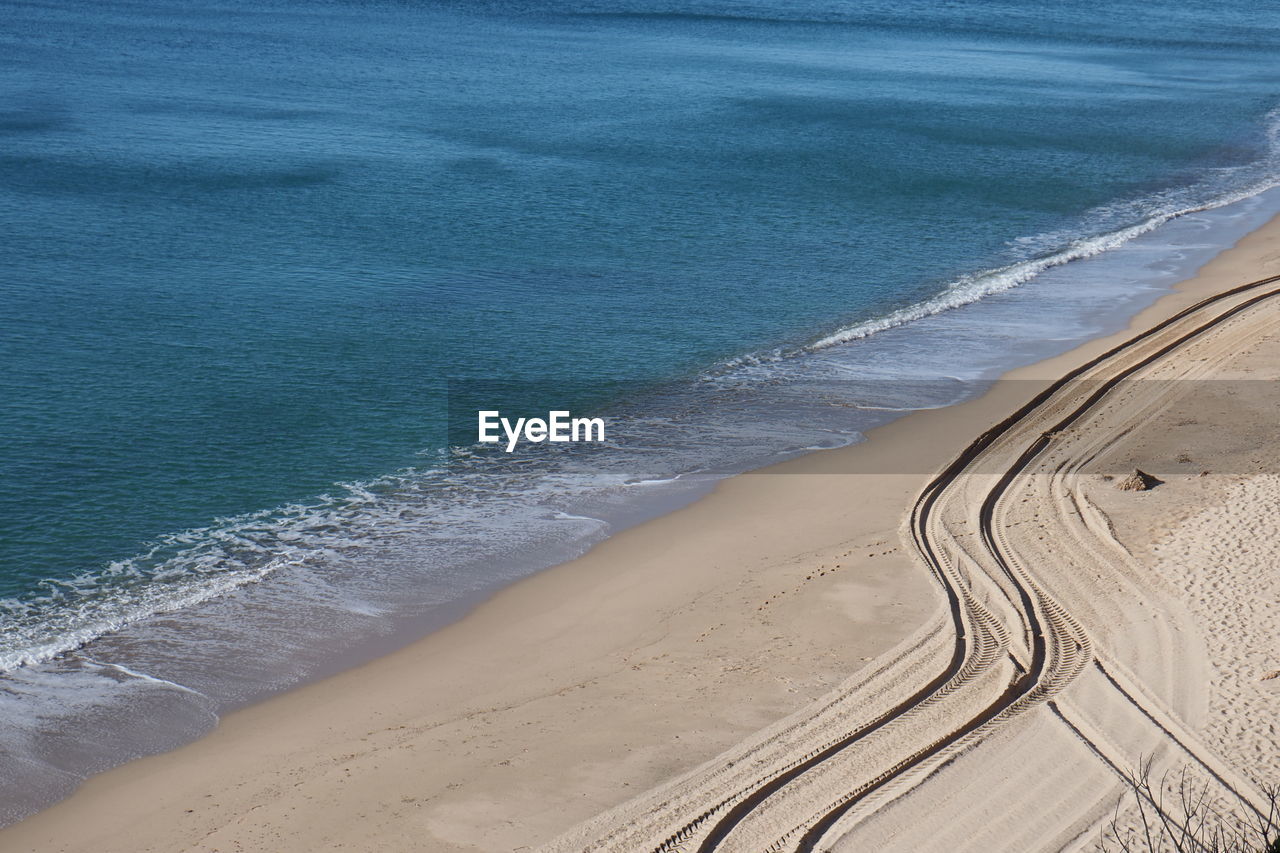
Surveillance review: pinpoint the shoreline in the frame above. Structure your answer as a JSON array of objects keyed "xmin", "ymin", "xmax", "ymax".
[{"xmin": 6, "ymin": 214, "xmax": 1280, "ymax": 851}]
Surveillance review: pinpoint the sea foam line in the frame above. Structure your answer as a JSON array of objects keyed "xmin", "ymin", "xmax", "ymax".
[
  {"xmin": 809, "ymin": 199, "xmax": 1257, "ymax": 351},
  {"xmin": 805, "ymin": 110, "xmax": 1280, "ymax": 352},
  {"xmin": 81, "ymin": 657, "xmax": 209, "ymax": 698},
  {"xmin": 0, "ymin": 554, "xmax": 302, "ymax": 673},
  {"xmin": 703, "ymin": 108, "xmax": 1280, "ymax": 371}
]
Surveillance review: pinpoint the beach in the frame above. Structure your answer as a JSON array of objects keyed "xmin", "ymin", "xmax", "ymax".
[
  {"xmin": 8, "ymin": 0, "xmax": 1280, "ymax": 840},
  {"xmin": 3, "ymin": 213, "xmax": 1277, "ymax": 851}
]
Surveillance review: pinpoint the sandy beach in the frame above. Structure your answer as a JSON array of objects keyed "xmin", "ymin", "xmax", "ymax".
[{"xmin": 5, "ymin": 217, "xmax": 1280, "ymax": 852}]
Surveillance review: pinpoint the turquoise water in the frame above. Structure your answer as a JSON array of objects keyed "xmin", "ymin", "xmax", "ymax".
[{"xmin": 2, "ymin": 0, "xmax": 1279, "ymax": 821}]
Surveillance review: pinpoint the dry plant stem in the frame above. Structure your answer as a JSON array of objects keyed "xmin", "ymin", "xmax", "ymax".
[{"xmin": 1101, "ymin": 761, "xmax": 1280, "ymax": 853}]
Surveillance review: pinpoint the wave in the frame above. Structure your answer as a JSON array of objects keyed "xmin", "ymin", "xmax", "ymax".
[
  {"xmin": 4, "ymin": 109, "xmax": 1279, "ymax": 680},
  {"xmin": 804, "ymin": 109, "xmax": 1280, "ymax": 351},
  {"xmin": 0, "ymin": 459, "xmax": 466, "ymax": 672},
  {"xmin": 0, "ymin": 452, "xmax": 620, "ymax": 674},
  {"xmin": 697, "ymin": 108, "xmax": 1280, "ymax": 372}
]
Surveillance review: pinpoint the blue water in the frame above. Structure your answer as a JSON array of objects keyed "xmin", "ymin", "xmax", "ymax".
[{"xmin": 2, "ymin": 0, "xmax": 1279, "ymax": 822}]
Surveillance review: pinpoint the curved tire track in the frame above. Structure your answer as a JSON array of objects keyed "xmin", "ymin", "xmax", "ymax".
[{"xmin": 544, "ymin": 272, "xmax": 1280, "ymax": 853}]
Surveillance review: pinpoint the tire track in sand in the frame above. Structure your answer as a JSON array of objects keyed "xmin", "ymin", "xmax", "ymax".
[{"xmin": 543, "ymin": 273, "xmax": 1280, "ymax": 853}]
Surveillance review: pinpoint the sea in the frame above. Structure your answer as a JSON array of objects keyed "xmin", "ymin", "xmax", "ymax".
[{"xmin": 2, "ymin": 0, "xmax": 1279, "ymax": 823}]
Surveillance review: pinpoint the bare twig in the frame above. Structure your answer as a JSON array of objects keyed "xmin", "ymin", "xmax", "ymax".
[{"xmin": 1099, "ymin": 761, "xmax": 1279, "ymax": 853}]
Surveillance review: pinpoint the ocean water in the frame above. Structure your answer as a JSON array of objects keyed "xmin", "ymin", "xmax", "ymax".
[{"xmin": 2, "ymin": 0, "xmax": 1280, "ymax": 822}]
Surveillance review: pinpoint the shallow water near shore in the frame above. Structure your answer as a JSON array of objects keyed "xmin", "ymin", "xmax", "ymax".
[{"xmin": 3, "ymin": 0, "xmax": 1280, "ymax": 824}]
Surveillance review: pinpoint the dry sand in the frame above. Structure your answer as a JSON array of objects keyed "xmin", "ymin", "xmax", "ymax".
[{"xmin": 5, "ymin": 217, "xmax": 1280, "ymax": 853}]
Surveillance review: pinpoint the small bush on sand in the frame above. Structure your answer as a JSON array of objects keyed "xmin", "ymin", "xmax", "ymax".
[{"xmin": 1099, "ymin": 761, "xmax": 1278, "ymax": 853}]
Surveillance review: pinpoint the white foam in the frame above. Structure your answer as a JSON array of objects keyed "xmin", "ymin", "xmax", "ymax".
[
  {"xmin": 736, "ymin": 108, "xmax": 1280, "ymax": 362},
  {"xmin": 79, "ymin": 658, "xmax": 207, "ymax": 697}
]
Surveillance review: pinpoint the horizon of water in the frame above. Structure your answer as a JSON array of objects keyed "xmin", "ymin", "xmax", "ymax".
[{"xmin": 2, "ymin": 0, "xmax": 1280, "ymax": 825}]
